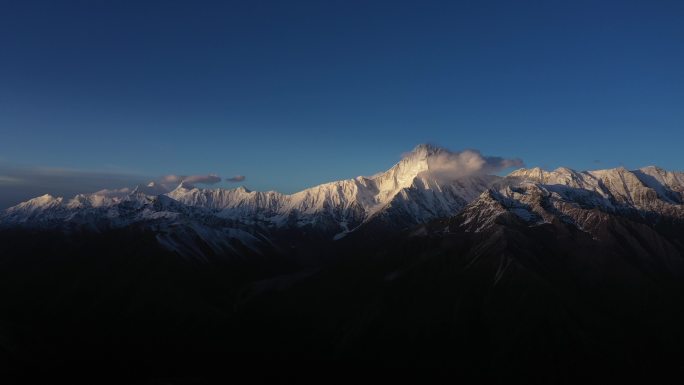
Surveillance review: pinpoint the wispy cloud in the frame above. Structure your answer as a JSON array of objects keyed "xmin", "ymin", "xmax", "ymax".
[
  {"xmin": 411, "ymin": 147, "xmax": 524, "ymax": 180},
  {"xmin": 161, "ymin": 174, "xmax": 222, "ymax": 185},
  {"xmin": 0, "ymin": 175, "xmax": 24, "ymax": 185},
  {"xmin": 226, "ymin": 175, "xmax": 246, "ymax": 182},
  {"xmin": 92, "ymin": 187, "xmax": 134, "ymax": 198}
]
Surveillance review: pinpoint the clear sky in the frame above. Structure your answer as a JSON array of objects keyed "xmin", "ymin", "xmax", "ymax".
[{"xmin": 1, "ymin": 0, "xmax": 683, "ymax": 207}]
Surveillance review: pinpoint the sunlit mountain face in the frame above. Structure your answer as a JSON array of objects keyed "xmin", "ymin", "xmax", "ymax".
[{"xmin": 2, "ymin": 144, "xmax": 684, "ymax": 383}]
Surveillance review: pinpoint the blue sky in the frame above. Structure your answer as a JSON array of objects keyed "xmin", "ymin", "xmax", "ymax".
[{"xmin": 1, "ymin": 0, "xmax": 683, "ymax": 207}]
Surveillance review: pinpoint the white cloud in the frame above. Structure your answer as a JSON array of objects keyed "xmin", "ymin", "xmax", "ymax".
[
  {"xmin": 92, "ymin": 187, "xmax": 133, "ymax": 198},
  {"xmin": 161, "ymin": 174, "xmax": 221, "ymax": 185},
  {"xmin": 416, "ymin": 148, "xmax": 524, "ymax": 180},
  {"xmin": 0, "ymin": 175, "xmax": 24, "ymax": 185}
]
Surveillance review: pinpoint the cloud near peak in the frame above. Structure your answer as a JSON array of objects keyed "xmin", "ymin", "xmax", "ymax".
[
  {"xmin": 416, "ymin": 148, "xmax": 524, "ymax": 180},
  {"xmin": 226, "ymin": 175, "xmax": 246, "ymax": 182},
  {"xmin": 161, "ymin": 174, "xmax": 222, "ymax": 185}
]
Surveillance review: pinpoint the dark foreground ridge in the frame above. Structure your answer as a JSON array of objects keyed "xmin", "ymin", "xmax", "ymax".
[{"xmin": 1, "ymin": 207, "xmax": 684, "ymax": 384}]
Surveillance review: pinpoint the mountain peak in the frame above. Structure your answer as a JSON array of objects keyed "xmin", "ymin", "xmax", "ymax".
[
  {"xmin": 172, "ymin": 181, "xmax": 194, "ymax": 191},
  {"xmin": 640, "ymin": 165, "xmax": 666, "ymax": 174},
  {"xmin": 392, "ymin": 144, "xmax": 449, "ymax": 174},
  {"xmin": 26, "ymin": 194, "xmax": 62, "ymax": 207},
  {"xmin": 5, "ymin": 194, "xmax": 63, "ymax": 215},
  {"xmin": 508, "ymin": 167, "xmax": 546, "ymax": 179},
  {"xmin": 409, "ymin": 143, "xmax": 447, "ymax": 157}
]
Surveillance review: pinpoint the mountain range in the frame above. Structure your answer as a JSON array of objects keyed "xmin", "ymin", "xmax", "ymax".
[
  {"xmin": 3, "ymin": 144, "xmax": 683, "ymax": 261},
  {"xmin": 2, "ymin": 144, "xmax": 684, "ymax": 384},
  {"xmin": 0, "ymin": 145, "xmax": 492, "ymax": 259}
]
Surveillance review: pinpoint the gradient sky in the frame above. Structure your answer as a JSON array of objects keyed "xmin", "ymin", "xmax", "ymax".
[{"xmin": 1, "ymin": 0, "xmax": 683, "ymax": 207}]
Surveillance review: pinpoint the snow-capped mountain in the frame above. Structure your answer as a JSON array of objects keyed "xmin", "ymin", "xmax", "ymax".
[
  {"xmin": 0, "ymin": 144, "xmax": 498, "ymax": 257},
  {"xmin": 166, "ymin": 143, "xmax": 496, "ymax": 228},
  {"xmin": 3, "ymin": 144, "xmax": 683, "ymax": 260},
  {"xmin": 457, "ymin": 165, "xmax": 684, "ymax": 234}
]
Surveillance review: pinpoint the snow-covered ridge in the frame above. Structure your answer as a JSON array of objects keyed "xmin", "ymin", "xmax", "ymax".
[
  {"xmin": 458, "ymin": 165, "xmax": 684, "ymax": 234},
  {"xmin": 5, "ymin": 194, "xmax": 64, "ymax": 219},
  {"xmin": 3, "ymin": 145, "xmax": 683, "ymax": 254},
  {"xmin": 0, "ymin": 144, "xmax": 494, "ymax": 231},
  {"xmin": 161, "ymin": 143, "xmax": 496, "ymax": 231},
  {"xmin": 508, "ymin": 165, "xmax": 684, "ymax": 206},
  {"xmin": 168, "ymin": 143, "xmax": 444, "ymax": 218}
]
